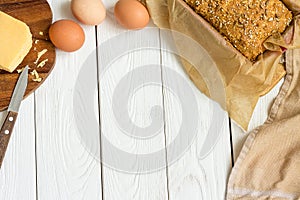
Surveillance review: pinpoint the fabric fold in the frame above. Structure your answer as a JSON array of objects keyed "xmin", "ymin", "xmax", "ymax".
[{"xmin": 227, "ymin": 49, "xmax": 300, "ymax": 200}]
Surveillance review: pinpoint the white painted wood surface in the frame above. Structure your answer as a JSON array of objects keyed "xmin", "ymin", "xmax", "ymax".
[
  {"xmin": 97, "ymin": 3, "xmax": 168, "ymax": 199},
  {"xmin": 0, "ymin": 96, "xmax": 36, "ymax": 200},
  {"xmin": 34, "ymin": 0, "xmax": 102, "ymax": 199},
  {"xmin": 160, "ymin": 30, "xmax": 232, "ymax": 200},
  {"xmin": 0, "ymin": 0, "xmax": 279, "ymax": 199}
]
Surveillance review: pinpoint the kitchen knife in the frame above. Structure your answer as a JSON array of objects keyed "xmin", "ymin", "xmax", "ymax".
[{"xmin": 0, "ymin": 66, "xmax": 29, "ymax": 168}]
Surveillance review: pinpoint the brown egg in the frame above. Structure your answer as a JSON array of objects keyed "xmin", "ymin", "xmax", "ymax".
[
  {"xmin": 114, "ymin": 0, "xmax": 150, "ymax": 30},
  {"xmin": 71, "ymin": 0, "xmax": 106, "ymax": 25},
  {"xmin": 49, "ymin": 20, "xmax": 85, "ymax": 52}
]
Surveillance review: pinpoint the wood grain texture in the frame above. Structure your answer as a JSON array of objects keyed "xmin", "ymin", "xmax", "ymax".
[
  {"xmin": 34, "ymin": 0, "xmax": 102, "ymax": 199},
  {"xmin": 0, "ymin": 0, "xmax": 55, "ymax": 111},
  {"xmin": 231, "ymin": 79, "xmax": 283, "ymax": 161},
  {"xmin": 0, "ymin": 96, "xmax": 36, "ymax": 200},
  {"xmin": 160, "ymin": 30, "xmax": 232, "ymax": 200},
  {"xmin": 97, "ymin": 1, "xmax": 168, "ymax": 199}
]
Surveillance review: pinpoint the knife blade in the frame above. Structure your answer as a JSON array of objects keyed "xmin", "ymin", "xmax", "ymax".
[{"xmin": 0, "ymin": 66, "xmax": 28, "ymax": 168}]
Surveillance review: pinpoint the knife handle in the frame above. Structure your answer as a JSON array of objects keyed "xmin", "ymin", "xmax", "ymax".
[{"xmin": 0, "ymin": 111, "xmax": 18, "ymax": 168}]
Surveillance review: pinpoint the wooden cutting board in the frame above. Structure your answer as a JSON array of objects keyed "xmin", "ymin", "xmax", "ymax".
[{"xmin": 0, "ymin": 0, "xmax": 55, "ymax": 111}]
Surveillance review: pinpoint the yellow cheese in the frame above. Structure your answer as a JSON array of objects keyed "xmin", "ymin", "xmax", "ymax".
[{"xmin": 0, "ymin": 11, "xmax": 32, "ymax": 72}]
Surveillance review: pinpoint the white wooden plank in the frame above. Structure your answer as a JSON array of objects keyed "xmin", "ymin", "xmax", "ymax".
[
  {"xmin": 160, "ymin": 30, "xmax": 232, "ymax": 200},
  {"xmin": 97, "ymin": 1, "xmax": 168, "ymax": 199},
  {"xmin": 35, "ymin": 0, "xmax": 102, "ymax": 199},
  {"xmin": 0, "ymin": 96, "xmax": 36, "ymax": 200},
  {"xmin": 230, "ymin": 79, "xmax": 283, "ymax": 161}
]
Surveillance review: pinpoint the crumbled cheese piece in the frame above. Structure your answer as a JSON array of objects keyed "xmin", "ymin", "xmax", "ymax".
[
  {"xmin": 34, "ymin": 49, "xmax": 47, "ymax": 64},
  {"xmin": 31, "ymin": 69, "xmax": 38, "ymax": 77},
  {"xmin": 39, "ymin": 31, "xmax": 44, "ymax": 36},
  {"xmin": 34, "ymin": 40, "xmax": 39, "ymax": 44},
  {"xmin": 33, "ymin": 77, "xmax": 42, "ymax": 82},
  {"xmin": 37, "ymin": 59, "xmax": 48, "ymax": 68},
  {"xmin": 17, "ymin": 66, "xmax": 31, "ymax": 73},
  {"xmin": 31, "ymin": 69, "xmax": 43, "ymax": 82}
]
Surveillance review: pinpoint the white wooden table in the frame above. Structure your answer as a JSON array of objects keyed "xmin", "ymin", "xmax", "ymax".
[{"xmin": 0, "ymin": 0, "xmax": 283, "ymax": 199}]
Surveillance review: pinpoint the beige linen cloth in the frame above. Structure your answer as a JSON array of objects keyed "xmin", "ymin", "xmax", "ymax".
[
  {"xmin": 226, "ymin": 49, "xmax": 300, "ymax": 200},
  {"xmin": 143, "ymin": 0, "xmax": 300, "ymax": 199}
]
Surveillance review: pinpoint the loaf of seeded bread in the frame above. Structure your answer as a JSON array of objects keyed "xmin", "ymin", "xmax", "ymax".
[{"xmin": 184, "ymin": 0, "xmax": 293, "ymax": 61}]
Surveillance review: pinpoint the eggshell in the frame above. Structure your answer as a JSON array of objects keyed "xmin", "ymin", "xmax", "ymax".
[
  {"xmin": 71, "ymin": 0, "xmax": 106, "ymax": 25},
  {"xmin": 114, "ymin": 0, "xmax": 150, "ymax": 30},
  {"xmin": 49, "ymin": 20, "xmax": 85, "ymax": 52}
]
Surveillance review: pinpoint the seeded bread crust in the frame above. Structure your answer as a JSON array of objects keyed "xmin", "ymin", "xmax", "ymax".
[{"xmin": 184, "ymin": 0, "xmax": 292, "ymax": 61}]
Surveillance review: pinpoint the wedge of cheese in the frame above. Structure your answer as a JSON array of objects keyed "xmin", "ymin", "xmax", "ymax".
[{"xmin": 0, "ymin": 11, "xmax": 32, "ymax": 72}]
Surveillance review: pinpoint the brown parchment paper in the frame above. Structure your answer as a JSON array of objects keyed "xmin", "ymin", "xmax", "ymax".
[{"xmin": 144, "ymin": 0, "xmax": 300, "ymax": 130}]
